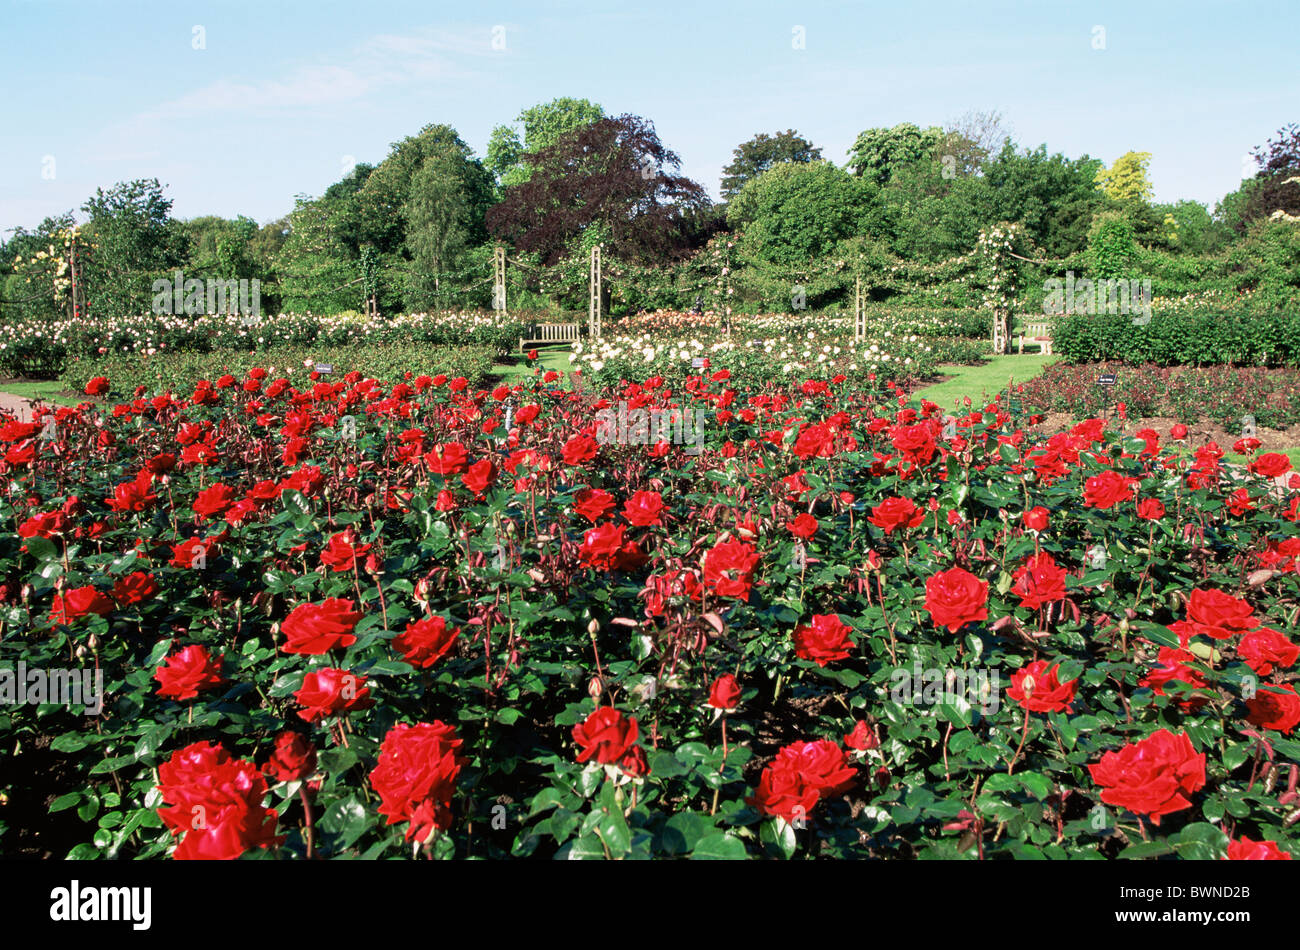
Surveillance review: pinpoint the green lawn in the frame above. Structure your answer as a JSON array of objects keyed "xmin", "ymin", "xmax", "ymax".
[
  {"xmin": 913, "ymin": 353, "xmax": 1058, "ymax": 411},
  {"xmin": 492, "ymin": 345, "xmax": 574, "ymax": 382},
  {"xmin": 0, "ymin": 380, "xmax": 80, "ymax": 406}
]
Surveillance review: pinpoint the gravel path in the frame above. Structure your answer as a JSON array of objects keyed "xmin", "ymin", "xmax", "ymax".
[{"xmin": 0, "ymin": 391, "xmax": 37, "ymax": 423}]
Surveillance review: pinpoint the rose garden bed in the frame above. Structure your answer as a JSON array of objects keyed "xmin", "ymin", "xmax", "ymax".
[{"xmin": 0, "ymin": 361, "xmax": 1298, "ymax": 860}]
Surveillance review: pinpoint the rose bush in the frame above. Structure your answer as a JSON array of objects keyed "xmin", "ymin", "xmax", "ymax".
[{"xmin": 1, "ymin": 357, "xmax": 1299, "ymax": 861}]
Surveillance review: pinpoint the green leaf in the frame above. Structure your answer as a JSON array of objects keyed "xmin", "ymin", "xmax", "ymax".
[{"xmin": 691, "ymin": 833, "xmax": 748, "ymax": 860}]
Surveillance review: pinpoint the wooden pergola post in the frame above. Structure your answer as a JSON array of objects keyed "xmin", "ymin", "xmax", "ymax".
[
  {"xmin": 493, "ymin": 245, "xmax": 507, "ymax": 316},
  {"xmin": 854, "ymin": 276, "xmax": 867, "ymax": 343},
  {"xmin": 588, "ymin": 244, "xmax": 602, "ymax": 339}
]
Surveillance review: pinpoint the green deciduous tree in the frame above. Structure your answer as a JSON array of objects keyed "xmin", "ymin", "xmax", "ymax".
[{"xmin": 719, "ymin": 130, "xmax": 823, "ymax": 201}]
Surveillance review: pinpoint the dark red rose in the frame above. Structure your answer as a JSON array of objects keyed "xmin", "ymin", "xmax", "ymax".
[
  {"xmin": 154, "ymin": 644, "xmax": 226, "ymax": 700},
  {"xmin": 1088, "ymin": 729, "xmax": 1206, "ymax": 825},
  {"xmin": 369, "ymin": 721, "xmax": 465, "ymax": 843},
  {"xmin": 293, "ymin": 668, "xmax": 374, "ymax": 723},
  {"xmin": 868, "ymin": 496, "xmax": 925, "ymax": 535},
  {"xmin": 792, "ymin": 614, "xmax": 855, "ymax": 666},
  {"xmin": 392, "ymin": 616, "xmax": 460, "ymax": 669},
  {"xmin": 263, "ymin": 731, "xmax": 317, "ymax": 783},
  {"xmin": 572, "ymin": 707, "xmax": 639, "ymax": 765},
  {"xmin": 280, "ymin": 598, "xmax": 363, "ymax": 654},
  {"xmin": 1007, "ymin": 659, "xmax": 1077, "ymax": 713},
  {"xmin": 708, "ymin": 673, "xmax": 742, "ymax": 710},
  {"xmin": 923, "ymin": 567, "xmax": 988, "ymax": 633}
]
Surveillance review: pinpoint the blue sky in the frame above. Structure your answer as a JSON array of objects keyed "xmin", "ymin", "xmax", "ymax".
[{"xmin": 2, "ymin": 0, "xmax": 1296, "ymax": 233}]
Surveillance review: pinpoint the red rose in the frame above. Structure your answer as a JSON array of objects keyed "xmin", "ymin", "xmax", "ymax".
[
  {"xmin": 1225, "ymin": 837, "xmax": 1292, "ymax": 860},
  {"xmin": 192, "ymin": 483, "xmax": 237, "ymax": 520},
  {"xmin": 263, "ymin": 731, "xmax": 317, "ymax": 783},
  {"xmin": 1237, "ymin": 628, "xmax": 1299, "ymax": 676},
  {"xmin": 787, "ymin": 512, "xmax": 819, "ymax": 540},
  {"xmin": 1139, "ymin": 647, "xmax": 1209, "ymax": 709},
  {"xmin": 1186, "ymin": 588, "xmax": 1257, "ymax": 639},
  {"xmin": 1135, "ymin": 498, "xmax": 1165, "ymax": 520},
  {"xmin": 320, "ymin": 530, "xmax": 372, "ymax": 572},
  {"xmin": 890, "ymin": 423, "xmax": 936, "ymax": 466},
  {"xmin": 562, "ymin": 434, "xmax": 599, "ymax": 466},
  {"xmin": 579, "ymin": 522, "xmax": 635, "ymax": 571},
  {"xmin": 1083, "ymin": 470, "xmax": 1135, "ymax": 509},
  {"xmin": 293, "ymin": 668, "xmax": 374, "ymax": 723},
  {"xmin": 1010, "ymin": 552, "xmax": 1067, "ymax": 610},
  {"xmin": 392, "ymin": 616, "xmax": 460, "ymax": 669},
  {"xmin": 573, "ymin": 487, "xmax": 616, "ymax": 523},
  {"xmin": 623, "ymin": 490, "xmax": 665, "ymax": 527},
  {"xmin": 868, "ymin": 496, "xmax": 925, "ymax": 535},
  {"xmin": 461, "ymin": 458, "xmax": 496, "ymax": 496},
  {"xmin": 1007, "ymin": 659, "xmax": 1077, "ymax": 713},
  {"xmin": 792, "ymin": 613, "xmax": 855, "ymax": 666},
  {"xmin": 748, "ymin": 759, "xmax": 819, "ymax": 824},
  {"xmin": 708, "ymin": 673, "xmax": 742, "ymax": 710},
  {"xmin": 572, "ymin": 707, "xmax": 639, "ymax": 765},
  {"xmin": 106, "ymin": 473, "xmax": 158, "ymax": 512},
  {"xmin": 619, "ymin": 746, "xmax": 651, "ymax": 778},
  {"xmin": 370, "ymin": 721, "xmax": 465, "ymax": 842},
  {"xmin": 1022, "ymin": 507, "xmax": 1049, "ymax": 532},
  {"xmin": 157, "ymin": 741, "xmax": 282, "ymax": 860},
  {"xmin": 1088, "ymin": 729, "xmax": 1206, "ymax": 825},
  {"xmin": 843, "ymin": 720, "xmax": 879, "ymax": 751},
  {"xmin": 778, "ymin": 739, "xmax": 856, "ymax": 796},
  {"xmin": 113, "ymin": 570, "xmax": 159, "ymax": 605},
  {"xmin": 50, "ymin": 586, "xmax": 114, "ymax": 624},
  {"xmin": 1249, "ymin": 452, "xmax": 1292, "ymax": 478},
  {"xmin": 154, "ymin": 644, "xmax": 226, "ymax": 700},
  {"xmin": 1170, "ymin": 424, "xmax": 1188, "ymax": 440},
  {"xmin": 84, "ymin": 376, "xmax": 110, "ymax": 396},
  {"xmin": 923, "ymin": 567, "xmax": 989, "ymax": 633},
  {"xmin": 280, "ymin": 598, "xmax": 363, "ymax": 654},
  {"xmin": 1245, "ymin": 685, "xmax": 1300, "ymax": 735},
  {"xmin": 424, "ymin": 443, "xmax": 468, "ymax": 475},
  {"xmin": 702, "ymin": 539, "xmax": 761, "ymax": 601}
]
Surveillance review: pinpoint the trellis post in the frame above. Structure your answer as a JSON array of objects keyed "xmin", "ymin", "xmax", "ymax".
[
  {"xmin": 493, "ymin": 246, "xmax": 507, "ymax": 315},
  {"xmin": 854, "ymin": 276, "xmax": 867, "ymax": 343},
  {"xmin": 588, "ymin": 243, "xmax": 602, "ymax": 339}
]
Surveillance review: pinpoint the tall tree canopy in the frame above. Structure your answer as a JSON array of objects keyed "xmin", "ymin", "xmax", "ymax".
[
  {"xmin": 719, "ymin": 130, "xmax": 823, "ymax": 201},
  {"xmin": 1095, "ymin": 151, "xmax": 1155, "ymax": 204},
  {"xmin": 847, "ymin": 123, "xmax": 945, "ymax": 185},
  {"xmin": 80, "ymin": 178, "xmax": 186, "ymax": 317},
  {"xmin": 486, "ymin": 97, "xmax": 606, "ymax": 189},
  {"xmin": 486, "ymin": 114, "xmax": 710, "ymax": 265},
  {"xmin": 726, "ymin": 161, "xmax": 871, "ymax": 265}
]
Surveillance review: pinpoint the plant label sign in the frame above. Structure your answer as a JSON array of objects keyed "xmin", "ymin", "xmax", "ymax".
[
  {"xmin": 1096, "ymin": 373, "xmax": 1117, "ymax": 387},
  {"xmin": 315, "ymin": 364, "xmax": 334, "ymax": 375},
  {"xmin": 691, "ymin": 358, "xmax": 705, "ymax": 370}
]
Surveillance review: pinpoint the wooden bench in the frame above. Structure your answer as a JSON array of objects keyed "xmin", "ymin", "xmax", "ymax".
[
  {"xmin": 1017, "ymin": 320, "xmax": 1054, "ymax": 355},
  {"xmin": 519, "ymin": 323, "xmax": 582, "ymax": 351}
]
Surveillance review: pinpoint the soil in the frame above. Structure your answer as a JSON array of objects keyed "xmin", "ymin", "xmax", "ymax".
[{"xmin": 1027, "ymin": 412, "xmax": 1296, "ymax": 454}]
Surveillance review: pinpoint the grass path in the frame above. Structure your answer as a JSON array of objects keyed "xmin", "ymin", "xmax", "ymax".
[{"xmin": 913, "ymin": 353, "xmax": 1058, "ymax": 411}]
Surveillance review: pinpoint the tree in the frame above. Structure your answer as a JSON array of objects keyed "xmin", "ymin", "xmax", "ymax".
[
  {"xmin": 80, "ymin": 179, "xmax": 185, "ymax": 317},
  {"xmin": 983, "ymin": 143, "xmax": 1106, "ymax": 257},
  {"xmin": 485, "ymin": 114, "xmax": 710, "ymax": 266},
  {"xmin": 938, "ymin": 109, "xmax": 1011, "ymax": 177},
  {"xmin": 1234, "ymin": 122, "xmax": 1300, "ymax": 230},
  {"xmin": 486, "ymin": 97, "xmax": 606, "ymax": 189},
  {"xmin": 726, "ymin": 161, "xmax": 871, "ymax": 265},
  {"xmin": 404, "ymin": 150, "xmax": 474, "ymax": 303},
  {"xmin": 1094, "ymin": 151, "xmax": 1154, "ymax": 204},
  {"xmin": 719, "ymin": 130, "xmax": 823, "ymax": 201},
  {"xmin": 846, "ymin": 123, "xmax": 944, "ymax": 185}
]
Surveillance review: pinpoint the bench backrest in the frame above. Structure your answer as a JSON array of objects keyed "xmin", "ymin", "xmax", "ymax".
[
  {"xmin": 531, "ymin": 323, "xmax": 581, "ymax": 341},
  {"xmin": 1022, "ymin": 321, "xmax": 1053, "ymax": 336}
]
